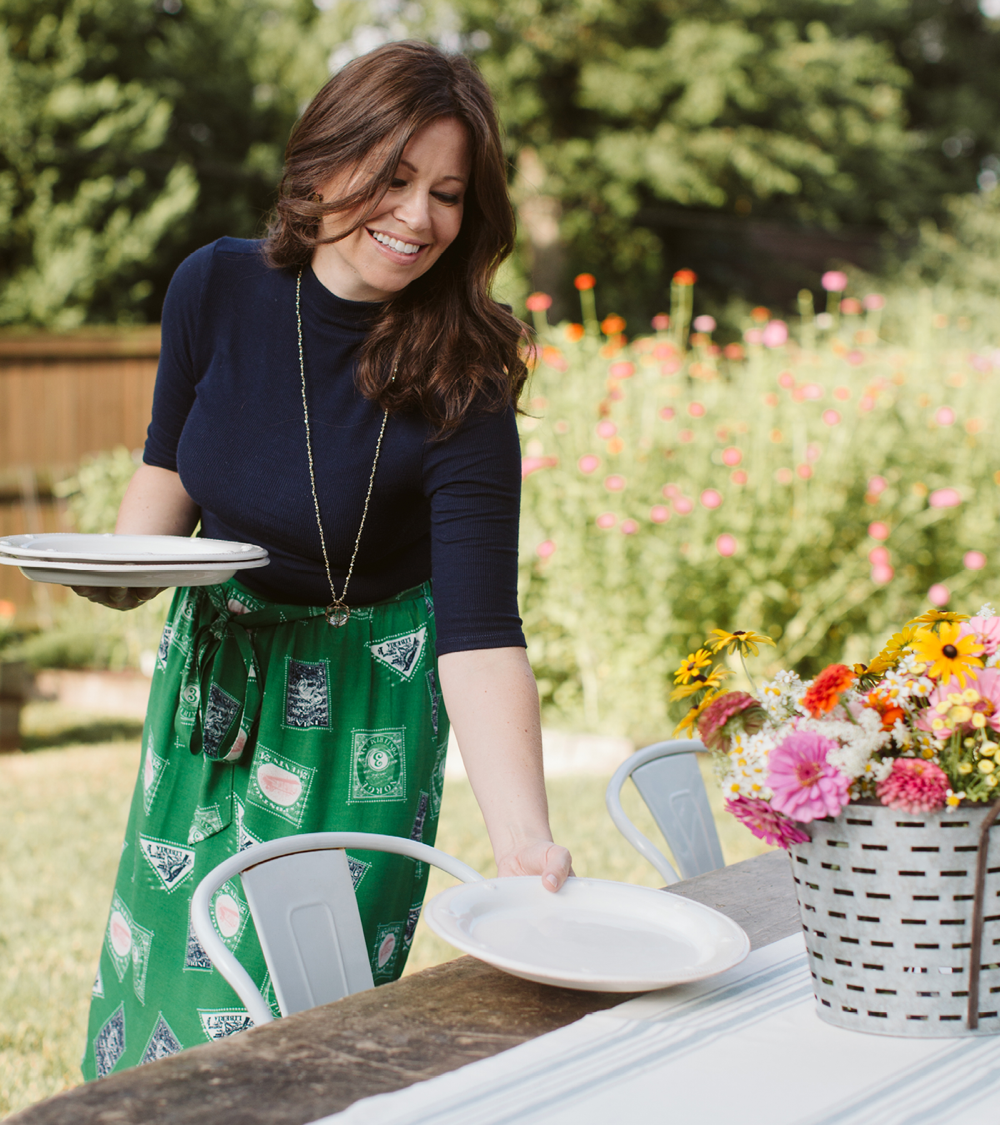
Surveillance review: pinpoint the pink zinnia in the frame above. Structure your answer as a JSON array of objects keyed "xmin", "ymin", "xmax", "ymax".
[
  {"xmin": 876, "ymin": 758, "xmax": 949, "ymax": 813},
  {"xmin": 725, "ymin": 796, "xmax": 810, "ymax": 848},
  {"xmin": 961, "ymin": 616, "xmax": 1000, "ymax": 658},
  {"xmin": 697, "ymin": 691, "xmax": 765, "ymax": 752},
  {"xmin": 768, "ymin": 730, "xmax": 850, "ymax": 822}
]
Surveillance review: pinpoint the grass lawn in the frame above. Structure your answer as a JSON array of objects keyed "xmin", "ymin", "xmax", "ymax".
[{"xmin": 0, "ymin": 705, "xmax": 770, "ymax": 1117}]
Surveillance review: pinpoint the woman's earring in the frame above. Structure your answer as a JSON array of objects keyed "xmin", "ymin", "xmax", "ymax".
[{"xmin": 310, "ymin": 192, "xmax": 322, "ymax": 203}]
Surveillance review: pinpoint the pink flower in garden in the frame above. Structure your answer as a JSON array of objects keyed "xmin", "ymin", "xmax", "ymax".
[
  {"xmin": 762, "ymin": 320, "xmax": 788, "ymax": 347},
  {"xmin": 859, "ymin": 394, "xmax": 875, "ymax": 411},
  {"xmin": 651, "ymin": 314, "xmax": 670, "ymax": 330},
  {"xmin": 596, "ymin": 512, "xmax": 616, "ymax": 529},
  {"xmin": 806, "ymin": 443, "xmax": 822, "ymax": 462},
  {"xmin": 822, "ymin": 409, "xmax": 841, "ymax": 426},
  {"xmin": 731, "ymin": 470, "xmax": 748, "ymax": 485},
  {"xmin": 689, "ymin": 402, "xmax": 705, "ymax": 417},
  {"xmin": 768, "ymin": 730, "xmax": 851, "ymax": 823},
  {"xmin": 661, "ymin": 358, "xmax": 682, "ymax": 375},
  {"xmin": 604, "ymin": 474, "xmax": 626, "ymax": 492},
  {"xmin": 724, "ymin": 796, "xmax": 810, "ymax": 848},
  {"xmin": 868, "ymin": 521, "xmax": 890, "ymax": 541},
  {"xmin": 918, "ymin": 669, "xmax": 1000, "ymax": 739},
  {"xmin": 649, "ymin": 505, "xmax": 670, "ymax": 523},
  {"xmin": 869, "ymin": 546, "xmax": 890, "ymax": 565},
  {"xmin": 596, "ymin": 420, "xmax": 617, "ymax": 439},
  {"xmin": 692, "ymin": 315, "xmax": 717, "ymax": 332},
  {"xmin": 722, "ymin": 447, "xmax": 742, "ymax": 466},
  {"xmin": 876, "ymin": 759, "xmax": 949, "ymax": 814},
  {"xmin": 847, "ymin": 351, "xmax": 865, "ymax": 367},
  {"xmin": 521, "ymin": 456, "xmax": 558, "ymax": 478},
  {"xmin": 797, "ymin": 464, "xmax": 812, "ymax": 480},
  {"xmin": 578, "ymin": 455, "xmax": 600, "ymax": 474},
  {"xmin": 868, "ymin": 476, "xmax": 887, "ymax": 495},
  {"xmin": 960, "ymin": 616, "xmax": 1000, "ymax": 656},
  {"xmin": 965, "ymin": 550, "xmax": 987, "ymax": 570},
  {"xmin": 863, "ymin": 293, "xmax": 885, "ymax": 311},
  {"xmin": 674, "ymin": 496, "xmax": 694, "ymax": 515},
  {"xmin": 679, "ymin": 429, "xmax": 694, "ymax": 442},
  {"xmin": 822, "ymin": 271, "xmax": 848, "ymax": 292},
  {"xmin": 525, "ymin": 292, "xmax": 553, "ymax": 311},
  {"xmin": 662, "ymin": 483, "xmax": 679, "ymax": 498},
  {"xmin": 621, "ymin": 519, "xmax": 638, "ymax": 535},
  {"xmin": 536, "ymin": 539, "xmax": 556, "ymax": 559},
  {"xmin": 716, "ymin": 533, "xmax": 737, "ymax": 557},
  {"xmin": 840, "ymin": 297, "xmax": 862, "ymax": 315},
  {"xmin": 929, "ymin": 488, "xmax": 962, "ymax": 508},
  {"xmin": 834, "ymin": 386, "xmax": 851, "ymax": 401},
  {"xmin": 659, "ymin": 407, "xmax": 675, "ymax": 421},
  {"xmin": 700, "ymin": 489, "xmax": 722, "ymax": 509},
  {"xmin": 802, "ymin": 383, "xmax": 823, "ymax": 400},
  {"xmin": 698, "ymin": 692, "xmax": 765, "ymax": 751},
  {"xmin": 936, "ymin": 406, "xmax": 956, "ymax": 426},
  {"xmin": 871, "ymin": 564, "xmax": 894, "ymax": 584},
  {"xmin": 610, "ymin": 361, "xmax": 634, "ymax": 379},
  {"xmin": 928, "ymin": 584, "xmax": 951, "ymax": 606},
  {"xmin": 777, "ymin": 371, "xmax": 795, "ymax": 389},
  {"xmin": 744, "ymin": 327, "xmax": 763, "ymax": 345},
  {"xmin": 775, "ymin": 468, "xmax": 793, "ymax": 485}
]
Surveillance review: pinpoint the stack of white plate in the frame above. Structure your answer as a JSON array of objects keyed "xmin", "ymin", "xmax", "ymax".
[{"xmin": 0, "ymin": 533, "xmax": 269, "ymax": 588}]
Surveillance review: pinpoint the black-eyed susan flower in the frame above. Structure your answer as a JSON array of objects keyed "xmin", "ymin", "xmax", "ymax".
[
  {"xmin": 707, "ymin": 628, "xmax": 775, "ymax": 657},
  {"xmin": 674, "ymin": 649, "xmax": 712, "ymax": 684},
  {"xmin": 908, "ymin": 609, "xmax": 970, "ymax": 627},
  {"xmin": 669, "ymin": 664, "xmax": 732, "ymax": 701},
  {"xmin": 673, "ymin": 688, "xmax": 723, "ymax": 736},
  {"xmin": 911, "ymin": 623, "xmax": 983, "ymax": 686}
]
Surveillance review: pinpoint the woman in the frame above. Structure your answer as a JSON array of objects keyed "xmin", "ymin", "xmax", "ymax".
[{"xmin": 79, "ymin": 40, "xmax": 571, "ymax": 1080}]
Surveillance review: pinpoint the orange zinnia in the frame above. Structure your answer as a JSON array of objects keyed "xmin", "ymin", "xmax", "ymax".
[{"xmin": 801, "ymin": 663, "xmax": 857, "ymax": 717}]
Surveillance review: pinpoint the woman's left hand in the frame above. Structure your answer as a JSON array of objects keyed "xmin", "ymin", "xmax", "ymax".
[{"xmin": 496, "ymin": 838, "xmax": 573, "ymax": 892}]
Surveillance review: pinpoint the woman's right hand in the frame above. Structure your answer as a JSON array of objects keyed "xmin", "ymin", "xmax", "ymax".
[{"xmin": 71, "ymin": 586, "xmax": 165, "ymax": 611}]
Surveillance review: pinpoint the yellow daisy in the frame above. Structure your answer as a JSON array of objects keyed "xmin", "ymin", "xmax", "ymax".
[
  {"xmin": 907, "ymin": 609, "xmax": 970, "ymax": 627},
  {"xmin": 707, "ymin": 628, "xmax": 776, "ymax": 657},
  {"xmin": 673, "ymin": 689, "xmax": 723, "ymax": 736},
  {"xmin": 911, "ymin": 623, "xmax": 983, "ymax": 686},
  {"xmin": 669, "ymin": 665, "xmax": 732, "ymax": 701},
  {"xmin": 674, "ymin": 649, "xmax": 713, "ymax": 684},
  {"xmin": 866, "ymin": 625, "xmax": 920, "ymax": 675}
]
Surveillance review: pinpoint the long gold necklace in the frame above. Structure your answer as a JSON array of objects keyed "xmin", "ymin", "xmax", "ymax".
[{"xmin": 295, "ymin": 269, "xmax": 389, "ymax": 627}]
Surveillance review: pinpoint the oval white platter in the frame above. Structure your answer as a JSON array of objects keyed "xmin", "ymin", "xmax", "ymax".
[
  {"xmin": 0, "ymin": 533, "xmax": 268, "ymax": 564},
  {"xmin": 424, "ymin": 876, "xmax": 750, "ymax": 992},
  {"xmin": 2, "ymin": 560, "xmax": 268, "ymax": 587}
]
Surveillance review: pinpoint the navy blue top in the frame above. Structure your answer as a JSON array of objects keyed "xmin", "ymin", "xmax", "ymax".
[{"xmin": 144, "ymin": 237, "xmax": 525, "ymax": 655}]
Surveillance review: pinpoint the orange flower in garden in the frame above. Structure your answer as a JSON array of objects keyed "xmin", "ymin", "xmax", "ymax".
[
  {"xmin": 672, "ymin": 269, "xmax": 697, "ymax": 286},
  {"xmin": 525, "ymin": 292, "xmax": 552, "ymax": 311},
  {"xmin": 801, "ymin": 664, "xmax": 857, "ymax": 717},
  {"xmin": 565, "ymin": 323, "xmax": 585, "ymax": 342},
  {"xmin": 865, "ymin": 688, "xmax": 906, "ymax": 731},
  {"xmin": 574, "ymin": 273, "xmax": 596, "ymax": 290},
  {"xmin": 750, "ymin": 306, "xmax": 770, "ymax": 323},
  {"xmin": 601, "ymin": 314, "xmax": 626, "ymax": 335}
]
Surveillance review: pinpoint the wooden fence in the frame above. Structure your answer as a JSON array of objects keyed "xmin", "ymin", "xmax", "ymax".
[{"xmin": 0, "ymin": 329, "xmax": 160, "ymax": 610}]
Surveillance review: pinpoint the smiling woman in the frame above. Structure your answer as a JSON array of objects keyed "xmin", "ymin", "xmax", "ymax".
[{"xmin": 76, "ymin": 41, "xmax": 571, "ymax": 1083}]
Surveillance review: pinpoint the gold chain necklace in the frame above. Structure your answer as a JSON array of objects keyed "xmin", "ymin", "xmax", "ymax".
[{"xmin": 296, "ymin": 269, "xmax": 390, "ymax": 627}]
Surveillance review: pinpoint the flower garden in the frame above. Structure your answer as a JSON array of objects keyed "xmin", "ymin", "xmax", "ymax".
[{"xmin": 517, "ymin": 271, "xmax": 1000, "ymax": 743}]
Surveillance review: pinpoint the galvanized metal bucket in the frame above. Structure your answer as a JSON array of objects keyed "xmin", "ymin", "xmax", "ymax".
[{"xmin": 787, "ymin": 800, "xmax": 1000, "ymax": 1036}]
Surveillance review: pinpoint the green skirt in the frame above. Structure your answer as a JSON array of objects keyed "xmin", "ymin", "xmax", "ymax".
[{"xmin": 82, "ymin": 578, "xmax": 448, "ymax": 1080}]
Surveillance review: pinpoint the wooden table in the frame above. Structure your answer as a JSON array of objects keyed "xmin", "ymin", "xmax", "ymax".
[{"xmin": 10, "ymin": 850, "xmax": 799, "ymax": 1125}]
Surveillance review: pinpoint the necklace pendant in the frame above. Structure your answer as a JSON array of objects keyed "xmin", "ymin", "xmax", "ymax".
[{"xmin": 326, "ymin": 603, "xmax": 350, "ymax": 627}]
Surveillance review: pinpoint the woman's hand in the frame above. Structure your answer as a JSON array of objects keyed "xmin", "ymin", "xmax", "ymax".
[
  {"xmin": 71, "ymin": 586, "xmax": 165, "ymax": 611},
  {"xmin": 496, "ymin": 837, "xmax": 573, "ymax": 892}
]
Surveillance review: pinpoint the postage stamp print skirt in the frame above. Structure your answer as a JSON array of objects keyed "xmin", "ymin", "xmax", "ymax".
[{"xmin": 82, "ymin": 577, "xmax": 448, "ymax": 1080}]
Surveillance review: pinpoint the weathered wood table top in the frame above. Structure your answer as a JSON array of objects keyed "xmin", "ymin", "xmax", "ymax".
[{"xmin": 9, "ymin": 849, "xmax": 799, "ymax": 1125}]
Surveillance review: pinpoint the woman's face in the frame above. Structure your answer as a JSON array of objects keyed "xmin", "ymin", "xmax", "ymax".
[{"xmin": 311, "ymin": 117, "xmax": 471, "ymax": 303}]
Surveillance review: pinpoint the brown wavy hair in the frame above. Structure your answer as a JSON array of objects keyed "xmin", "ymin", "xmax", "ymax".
[{"xmin": 264, "ymin": 41, "xmax": 527, "ymax": 433}]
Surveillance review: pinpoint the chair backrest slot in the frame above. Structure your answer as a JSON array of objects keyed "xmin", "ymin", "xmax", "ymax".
[
  {"xmin": 632, "ymin": 755, "xmax": 725, "ymax": 880},
  {"xmin": 241, "ymin": 849, "xmax": 374, "ymax": 1017}
]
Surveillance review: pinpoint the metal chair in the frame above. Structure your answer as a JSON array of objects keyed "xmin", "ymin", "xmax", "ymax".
[
  {"xmin": 605, "ymin": 739, "xmax": 724, "ymax": 885},
  {"xmin": 190, "ymin": 832, "xmax": 483, "ymax": 1026}
]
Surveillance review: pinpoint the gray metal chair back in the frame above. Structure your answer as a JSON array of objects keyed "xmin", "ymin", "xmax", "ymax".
[
  {"xmin": 190, "ymin": 832, "xmax": 483, "ymax": 1026},
  {"xmin": 605, "ymin": 739, "xmax": 724, "ymax": 884}
]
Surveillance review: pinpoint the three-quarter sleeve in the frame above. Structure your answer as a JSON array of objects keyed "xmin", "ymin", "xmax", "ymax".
[
  {"xmin": 423, "ymin": 405, "xmax": 526, "ymax": 655},
  {"xmin": 143, "ymin": 244, "xmax": 214, "ymax": 471}
]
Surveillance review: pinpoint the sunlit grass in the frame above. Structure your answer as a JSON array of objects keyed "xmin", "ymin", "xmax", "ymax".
[{"xmin": 0, "ymin": 723, "xmax": 769, "ymax": 1117}]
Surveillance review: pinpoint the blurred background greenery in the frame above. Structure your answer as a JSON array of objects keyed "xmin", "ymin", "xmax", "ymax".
[{"xmin": 5, "ymin": 0, "xmax": 1000, "ymax": 327}]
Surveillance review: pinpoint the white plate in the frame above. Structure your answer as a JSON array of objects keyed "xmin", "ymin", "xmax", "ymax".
[
  {"xmin": 0, "ymin": 533, "xmax": 268, "ymax": 564},
  {"xmin": 1, "ymin": 558, "xmax": 268, "ymax": 588},
  {"xmin": 424, "ymin": 877, "xmax": 750, "ymax": 992}
]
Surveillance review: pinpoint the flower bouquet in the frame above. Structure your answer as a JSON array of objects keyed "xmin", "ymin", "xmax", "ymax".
[{"xmin": 674, "ymin": 609, "xmax": 1000, "ymax": 1036}]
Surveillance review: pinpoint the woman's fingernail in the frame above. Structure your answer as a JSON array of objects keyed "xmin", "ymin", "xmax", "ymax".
[{"xmin": 544, "ymin": 873, "xmax": 558, "ymax": 890}]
